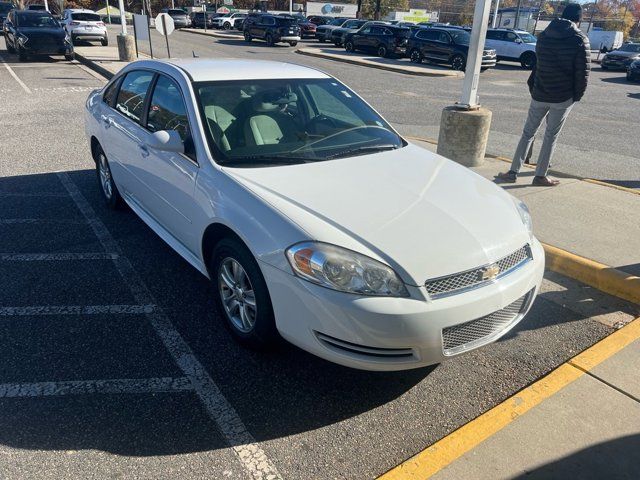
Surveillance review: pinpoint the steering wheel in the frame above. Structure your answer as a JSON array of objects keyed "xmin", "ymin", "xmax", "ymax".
[
  {"xmin": 305, "ymin": 114, "xmax": 340, "ymax": 136},
  {"xmin": 166, "ymin": 116, "xmax": 188, "ymax": 138}
]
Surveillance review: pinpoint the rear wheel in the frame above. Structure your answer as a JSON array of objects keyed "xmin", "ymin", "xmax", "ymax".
[
  {"xmin": 244, "ymin": 32, "xmax": 252, "ymax": 42},
  {"xmin": 210, "ymin": 238, "xmax": 279, "ymax": 349},
  {"xmin": 266, "ymin": 33, "xmax": 274, "ymax": 46},
  {"xmin": 101, "ymin": 36, "xmax": 108, "ymax": 46},
  {"xmin": 409, "ymin": 48, "xmax": 422, "ymax": 63},
  {"xmin": 377, "ymin": 44, "xmax": 388, "ymax": 58},
  {"xmin": 451, "ymin": 54, "xmax": 466, "ymax": 71},
  {"xmin": 65, "ymin": 52, "xmax": 75, "ymax": 61},
  {"xmin": 345, "ymin": 40, "xmax": 355, "ymax": 52},
  {"xmin": 520, "ymin": 51, "xmax": 536, "ymax": 69},
  {"xmin": 289, "ymin": 41, "xmax": 297, "ymax": 47}
]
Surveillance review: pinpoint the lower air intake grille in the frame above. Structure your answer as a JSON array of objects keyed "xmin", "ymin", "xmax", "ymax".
[
  {"xmin": 442, "ymin": 290, "xmax": 533, "ymax": 356},
  {"xmin": 316, "ymin": 332, "xmax": 414, "ymax": 361}
]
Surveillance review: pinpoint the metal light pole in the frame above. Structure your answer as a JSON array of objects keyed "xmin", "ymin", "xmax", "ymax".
[
  {"xmin": 492, "ymin": 0, "xmax": 500, "ymax": 28},
  {"xmin": 460, "ymin": 0, "xmax": 492, "ymax": 108},
  {"xmin": 118, "ymin": 0, "xmax": 127, "ymax": 34},
  {"xmin": 106, "ymin": 0, "xmax": 111, "ymax": 24},
  {"xmin": 514, "ymin": 0, "xmax": 521, "ymax": 30},
  {"xmin": 43, "ymin": 0, "xmax": 49, "ymax": 11}
]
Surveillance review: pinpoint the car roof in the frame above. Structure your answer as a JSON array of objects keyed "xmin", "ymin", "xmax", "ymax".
[
  {"xmin": 161, "ymin": 59, "xmax": 330, "ymax": 82},
  {"xmin": 17, "ymin": 9, "xmax": 52, "ymax": 14},
  {"xmin": 67, "ymin": 8, "xmax": 97, "ymax": 13}
]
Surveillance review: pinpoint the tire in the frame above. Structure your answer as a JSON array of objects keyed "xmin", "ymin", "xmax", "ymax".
[
  {"xmin": 409, "ymin": 48, "xmax": 422, "ymax": 64},
  {"xmin": 65, "ymin": 52, "xmax": 75, "ymax": 61},
  {"xmin": 223, "ymin": 22, "xmax": 231, "ymax": 30},
  {"xmin": 95, "ymin": 146, "xmax": 124, "ymax": 210},
  {"xmin": 244, "ymin": 32, "xmax": 252, "ymax": 42},
  {"xmin": 451, "ymin": 54, "xmax": 466, "ymax": 71},
  {"xmin": 266, "ymin": 33, "xmax": 274, "ymax": 47},
  {"xmin": 101, "ymin": 37, "xmax": 108, "ymax": 46},
  {"xmin": 377, "ymin": 44, "xmax": 388, "ymax": 58},
  {"xmin": 520, "ymin": 51, "xmax": 536, "ymax": 69},
  {"xmin": 318, "ymin": 37, "xmax": 325, "ymax": 43},
  {"xmin": 601, "ymin": 65, "xmax": 608, "ymax": 71},
  {"xmin": 6, "ymin": 39, "xmax": 15, "ymax": 54},
  {"xmin": 18, "ymin": 48, "xmax": 27, "ymax": 62},
  {"xmin": 344, "ymin": 40, "xmax": 354, "ymax": 52},
  {"xmin": 210, "ymin": 237, "xmax": 278, "ymax": 349},
  {"xmin": 289, "ymin": 41, "xmax": 297, "ymax": 47}
]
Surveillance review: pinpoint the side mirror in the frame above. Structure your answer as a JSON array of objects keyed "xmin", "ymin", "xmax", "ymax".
[
  {"xmin": 146, "ymin": 130, "xmax": 184, "ymax": 154},
  {"xmin": 515, "ymin": 38, "xmax": 522, "ymax": 44}
]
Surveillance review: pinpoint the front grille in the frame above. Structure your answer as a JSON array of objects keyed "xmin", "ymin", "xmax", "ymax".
[
  {"xmin": 425, "ymin": 244, "xmax": 532, "ymax": 299},
  {"xmin": 316, "ymin": 332, "xmax": 414, "ymax": 361},
  {"xmin": 442, "ymin": 289, "xmax": 533, "ymax": 356}
]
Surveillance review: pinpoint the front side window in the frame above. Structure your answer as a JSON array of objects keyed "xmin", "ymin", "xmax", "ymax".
[
  {"xmin": 196, "ymin": 78, "xmax": 404, "ymax": 167},
  {"xmin": 115, "ymin": 70, "xmax": 153, "ymax": 124},
  {"xmin": 447, "ymin": 29, "xmax": 470, "ymax": 44},
  {"xmin": 505, "ymin": 32, "xmax": 518, "ymax": 42},
  {"xmin": 518, "ymin": 32, "xmax": 537, "ymax": 43},
  {"xmin": 146, "ymin": 75, "xmax": 191, "ymax": 143}
]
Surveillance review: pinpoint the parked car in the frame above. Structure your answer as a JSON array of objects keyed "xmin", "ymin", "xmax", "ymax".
[
  {"xmin": 0, "ymin": 2, "xmax": 15, "ymax": 30},
  {"xmin": 330, "ymin": 19, "xmax": 368, "ymax": 46},
  {"xmin": 306, "ymin": 15, "xmax": 332, "ymax": 26},
  {"xmin": 485, "ymin": 28, "xmax": 537, "ymax": 69},
  {"xmin": 295, "ymin": 16, "xmax": 316, "ymax": 38},
  {"xmin": 314, "ymin": 16, "xmax": 349, "ymax": 42},
  {"xmin": 601, "ymin": 43, "xmax": 640, "ymax": 70},
  {"xmin": 243, "ymin": 14, "xmax": 300, "ymax": 47},
  {"xmin": 213, "ymin": 12, "xmax": 246, "ymax": 30},
  {"xmin": 344, "ymin": 23, "xmax": 410, "ymax": 58},
  {"xmin": 407, "ymin": 27, "xmax": 496, "ymax": 71},
  {"xmin": 160, "ymin": 8, "xmax": 191, "ymax": 29},
  {"xmin": 3, "ymin": 9, "xmax": 74, "ymax": 61},
  {"xmin": 191, "ymin": 11, "xmax": 216, "ymax": 29},
  {"xmin": 84, "ymin": 58, "xmax": 544, "ymax": 371},
  {"xmin": 61, "ymin": 8, "xmax": 107, "ymax": 46},
  {"xmin": 627, "ymin": 59, "xmax": 640, "ymax": 82}
]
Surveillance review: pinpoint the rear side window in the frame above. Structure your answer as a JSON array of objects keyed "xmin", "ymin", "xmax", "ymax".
[
  {"xmin": 115, "ymin": 71, "xmax": 153, "ymax": 124},
  {"xmin": 146, "ymin": 75, "xmax": 191, "ymax": 143},
  {"xmin": 418, "ymin": 30, "xmax": 439, "ymax": 41},
  {"xmin": 71, "ymin": 13, "xmax": 101, "ymax": 21}
]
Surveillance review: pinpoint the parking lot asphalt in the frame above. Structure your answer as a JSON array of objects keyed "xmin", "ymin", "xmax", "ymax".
[
  {"xmin": 0, "ymin": 38, "xmax": 638, "ymax": 479},
  {"xmin": 113, "ymin": 25, "xmax": 640, "ymax": 190}
]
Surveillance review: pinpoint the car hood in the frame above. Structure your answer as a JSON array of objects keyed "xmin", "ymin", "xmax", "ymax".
[
  {"xmin": 18, "ymin": 26, "xmax": 65, "ymax": 37},
  {"xmin": 222, "ymin": 144, "xmax": 531, "ymax": 285},
  {"xmin": 607, "ymin": 50, "xmax": 640, "ymax": 58}
]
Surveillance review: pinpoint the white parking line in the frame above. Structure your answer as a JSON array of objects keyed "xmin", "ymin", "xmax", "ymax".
[
  {"xmin": 0, "ymin": 218, "xmax": 87, "ymax": 225},
  {"xmin": 0, "ymin": 305, "xmax": 156, "ymax": 316},
  {"xmin": 0, "ymin": 53, "xmax": 32, "ymax": 94},
  {"xmin": 0, "ymin": 253, "xmax": 118, "ymax": 261},
  {"xmin": 0, "ymin": 377, "xmax": 193, "ymax": 398},
  {"xmin": 58, "ymin": 172, "xmax": 283, "ymax": 480}
]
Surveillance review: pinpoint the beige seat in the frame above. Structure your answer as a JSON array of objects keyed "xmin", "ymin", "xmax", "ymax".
[
  {"xmin": 244, "ymin": 92, "xmax": 299, "ymax": 146},
  {"xmin": 204, "ymin": 105, "xmax": 236, "ymax": 152}
]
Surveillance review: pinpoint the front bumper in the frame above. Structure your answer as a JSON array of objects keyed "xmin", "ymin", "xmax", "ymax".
[
  {"xmin": 602, "ymin": 58, "xmax": 634, "ymax": 70},
  {"xmin": 482, "ymin": 54, "xmax": 497, "ymax": 68},
  {"xmin": 23, "ymin": 42, "xmax": 73, "ymax": 55},
  {"xmin": 71, "ymin": 29, "xmax": 107, "ymax": 39},
  {"xmin": 262, "ymin": 238, "xmax": 545, "ymax": 371}
]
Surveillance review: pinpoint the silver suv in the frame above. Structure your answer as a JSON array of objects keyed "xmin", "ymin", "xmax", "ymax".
[
  {"xmin": 61, "ymin": 9, "xmax": 108, "ymax": 46},
  {"xmin": 485, "ymin": 28, "xmax": 537, "ymax": 69}
]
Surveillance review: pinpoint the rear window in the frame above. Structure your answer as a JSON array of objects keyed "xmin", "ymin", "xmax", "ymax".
[
  {"xmin": 71, "ymin": 13, "xmax": 101, "ymax": 21},
  {"xmin": 168, "ymin": 9, "xmax": 186, "ymax": 15}
]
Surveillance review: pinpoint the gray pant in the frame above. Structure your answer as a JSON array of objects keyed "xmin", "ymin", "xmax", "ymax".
[{"xmin": 510, "ymin": 98, "xmax": 574, "ymax": 177}]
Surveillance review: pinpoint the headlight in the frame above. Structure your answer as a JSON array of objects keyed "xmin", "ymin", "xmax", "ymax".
[
  {"xmin": 513, "ymin": 197, "xmax": 533, "ymax": 237},
  {"xmin": 286, "ymin": 242, "xmax": 409, "ymax": 297}
]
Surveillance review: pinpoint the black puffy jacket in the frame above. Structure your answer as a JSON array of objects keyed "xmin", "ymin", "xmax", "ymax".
[{"xmin": 527, "ymin": 19, "xmax": 590, "ymax": 103}]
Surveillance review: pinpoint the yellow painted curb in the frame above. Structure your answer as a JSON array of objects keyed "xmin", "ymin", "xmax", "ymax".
[
  {"xmin": 543, "ymin": 243, "xmax": 640, "ymax": 305},
  {"xmin": 378, "ymin": 317, "xmax": 640, "ymax": 480}
]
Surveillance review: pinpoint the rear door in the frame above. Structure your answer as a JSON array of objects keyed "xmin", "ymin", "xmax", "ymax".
[{"xmin": 418, "ymin": 30, "xmax": 444, "ymax": 60}]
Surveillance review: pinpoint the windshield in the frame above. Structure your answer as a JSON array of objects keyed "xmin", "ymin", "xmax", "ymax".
[
  {"xmin": 619, "ymin": 44, "xmax": 640, "ymax": 53},
  {"xmin": 196, "ymin": 78, "xmax": 404, "ymax": 167},
  {"xmin": 17, "ymin": 13, "xmax": 58, "ymax": 27},
  {"xmin": 0, "ymin": 3, "xmax": 13, "ymax": 14},
  {"xmin": 168, "ymin": 9, "xmax": 186, "ymax": 15},
  {"xmin": 71, "ymin": 13, "xmax": 101, "ymax": 22},
  {"xmin": 328, "ymin": 18, "xmax": 344, "ymax": 26},
  {"xmin": 447, "ymin": 29, "xmax": 470, "ymax": 44},
  {"xmin": 518, "ymin": 32, "xmax": 536, "ymax": 43}
]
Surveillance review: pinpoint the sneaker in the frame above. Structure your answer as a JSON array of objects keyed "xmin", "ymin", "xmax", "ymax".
[
  {"xmin": 496, "ymin": 171, "xmax": 517, "ymax": 183},
  {"xmin": 532, "ymin": 176, "xmax": 560, "ymax": 187}
]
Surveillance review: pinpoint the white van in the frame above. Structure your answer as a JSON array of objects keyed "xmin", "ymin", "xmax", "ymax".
[{"xmin": 588, "ymin": 30, "xmax": 623, "ymax": 52}]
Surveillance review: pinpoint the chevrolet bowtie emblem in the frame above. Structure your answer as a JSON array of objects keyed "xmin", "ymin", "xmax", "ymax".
[{"xmin": 480, "ymin": 263, "xmax": 500, "ymax": 281}]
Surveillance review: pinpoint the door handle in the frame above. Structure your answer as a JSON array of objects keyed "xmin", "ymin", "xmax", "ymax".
[
  {"xmin": 138, "ymin": 144, "xmax": 150, "ymax": 158},
  {"xmin": 100, "ymin": 115, "xmax": 111, "ymax": 128}
]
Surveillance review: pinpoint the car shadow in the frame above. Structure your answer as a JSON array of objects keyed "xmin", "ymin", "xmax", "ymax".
[{"xmin": 600, "ymin": 75, "xmax": 631, "ymax": 84}]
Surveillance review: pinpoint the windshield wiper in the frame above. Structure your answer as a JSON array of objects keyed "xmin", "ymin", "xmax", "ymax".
[
  {"xmin": 222, "ymin": 154, "xmax": 320, "ymax": 166},
  {"xmin": 325, "ymin": 144, "xmax": 400, "ymax": 160}
]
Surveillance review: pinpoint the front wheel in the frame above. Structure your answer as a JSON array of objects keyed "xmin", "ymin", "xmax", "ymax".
[
  {"xmin": 344, "ymin": 40, "xmax": 355, "ymax": 52},
  {"xmin": 101, "ymin": 37, "xmax": 108, "ymax": 46},
  {"xmin": 65, "ymin": 52, "xmax": 75, "ymax": 61},
  {"xmin": 265, "ymin": 33, "xmax": 274, "ymax": 47},
  {"xmin": 223, "ymin": 22, "xmax": 231, "ymax": 30},
  {"xmin": 451, "ymin": 54, "xmax": 466, "ymax": 71},
  {"xmin": 6, "ymin": 39, "xmax": 15, "ymax": 53},
  {"xmin": 318, "ymin": 37, "xmax": 325, "ymax": 43},
  {"xmin": 210, "ymin": 238, "xmax": 278, "ymax": 349},
  {"xmin": 244, "ymin": 32, "xmax": 252, "ymax": 42},
  {"xmin": 409, "ymin": 48, "xmax": 422, "ymax": 63},
  {"xmin": 289, "ymin": 41, "xmax": 297, "ymax": 47},
  {"xmin": 520, "ymin": 51, "xmax": 536, "ymax": 69},
  {"xmin": 95, "ymin": 147, "xmax": 124, "ymax": 209},
  {"xmin": 18, "ymin": 48, "xmax": 27, "ymax": 62},
  {"xmin": 377, "ymin": 44, "xmax": 388, "ymax": 58},
  {"xmin": 601, "ymin": 65, "xmax": 608, "ymax": 71}
]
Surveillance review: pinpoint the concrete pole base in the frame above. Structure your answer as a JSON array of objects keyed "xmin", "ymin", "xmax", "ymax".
[
  {"xmin": 436, "ymin": 106, "xmax": 492, "ymax": 167},
  {"xmin": 117, "ymin": 34, "xmax": 136, "ymax": 62}
]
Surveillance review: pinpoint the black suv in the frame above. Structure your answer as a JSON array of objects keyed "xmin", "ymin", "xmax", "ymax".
[
  {"xmin": 406, "ymin": 27, "xmax": 496, "ymax": 71},
  {"xmin": 344, "ymin": 23, "xmax": 410, "ymax": 58},
  {"xmin": 3, "ymin": 9, "xmax": 74, "ymax": 61},
  {"xmin": 191, "ymin": 11, "xmax": 215, "ymax": 29},
  {"xmin": 243, "ymin": 14, "xmax": 301, "ymax": 47}
]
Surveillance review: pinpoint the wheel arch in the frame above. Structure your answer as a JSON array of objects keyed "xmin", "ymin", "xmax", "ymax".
[
  {"xmin": 201, "ymin": 222, "xmax": 248, "ymax": 275},
  {"xmin": 90, "ymin": 136, "xmax": 101, "ymax": 164}
]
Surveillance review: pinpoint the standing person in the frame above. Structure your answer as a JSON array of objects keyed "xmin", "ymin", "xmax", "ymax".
[{"xmin": 498, "ymin": 3, "xmax": 590, "ymax": 186}]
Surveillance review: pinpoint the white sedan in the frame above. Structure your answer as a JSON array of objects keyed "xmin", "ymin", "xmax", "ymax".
[{"xmin": 84, "ymin": 59, "xmax": 544, "ymax": 371}]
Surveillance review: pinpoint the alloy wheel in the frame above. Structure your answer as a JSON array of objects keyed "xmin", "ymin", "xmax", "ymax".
[
  {"xmin": 452, "ymin": 55, "xmax": 465, "ymax": 71},
  {"xmin": 218, "ymin": 257, "xmax": 257, "ymax": 334},
  {"xmin": 410, "ymin": 49, "xmax": 421, "ymax": 63},
  {"xmin": 98, "ymin": 153, "xmax": 113, "ymax": 200}
]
